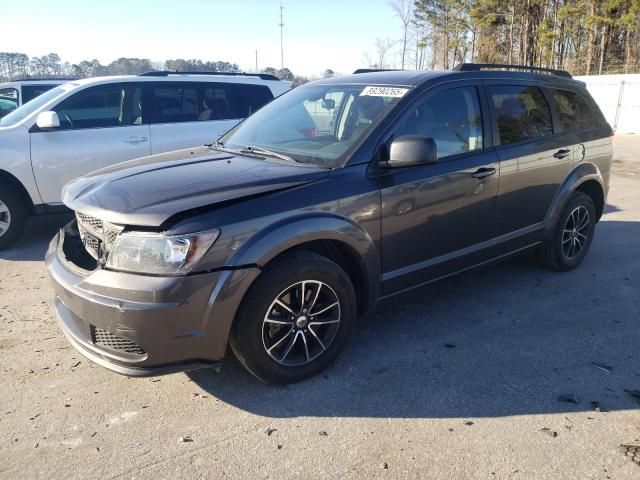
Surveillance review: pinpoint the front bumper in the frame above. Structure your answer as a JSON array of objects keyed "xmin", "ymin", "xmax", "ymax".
[{"xmin": 45, "ymin": 223, "xmax": 260, "ymax": 376}]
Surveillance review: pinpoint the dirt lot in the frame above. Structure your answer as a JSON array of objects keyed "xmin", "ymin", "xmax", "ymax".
[{"xmin": 1, "ymin": 135, "xmax": 639, "ymax": 480}]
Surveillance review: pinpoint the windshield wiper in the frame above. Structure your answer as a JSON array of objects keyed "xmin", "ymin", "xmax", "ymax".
[{"xmin": 239, "ymin": 145, "xmax": 297, "ymax": 164}]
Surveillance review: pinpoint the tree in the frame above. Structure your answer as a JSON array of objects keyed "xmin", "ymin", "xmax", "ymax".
[
  {"xmin": 389, "ymin": 0, "xmax": 414, "ymax": 68},
  {"xmin": 373, "ymin": 37, "xmax": 396, "ymax": 68},
  {"xmin": 261, "ymin": 67, "xmax": 295, "ymax": 81},
  {"xmin": 322, "ymin": 68, "xmax": 335, "ymax": 78},
  {"xmin": 414, "ymin": 0, "xmax": 470, "ymax": 69}
]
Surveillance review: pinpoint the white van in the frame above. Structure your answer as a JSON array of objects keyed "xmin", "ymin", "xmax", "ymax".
[{"xmin": 0, "ymin": 71, "xmax": 290, "ymax": 248}]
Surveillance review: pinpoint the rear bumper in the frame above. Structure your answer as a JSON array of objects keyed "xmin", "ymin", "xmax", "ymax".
[{"xmin": 45, "ymin": 224, "xmax": 260, "ymax": 376}]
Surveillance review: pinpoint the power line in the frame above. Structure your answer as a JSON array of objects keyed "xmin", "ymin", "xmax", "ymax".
[{"xmin": 279, "ymin": 4, "xmax": 284, "ymax": 69}]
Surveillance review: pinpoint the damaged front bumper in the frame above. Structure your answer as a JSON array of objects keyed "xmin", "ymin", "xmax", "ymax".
[{"xmin": 45, "ymin": 221, "xmax": 260, "ymax": 377}]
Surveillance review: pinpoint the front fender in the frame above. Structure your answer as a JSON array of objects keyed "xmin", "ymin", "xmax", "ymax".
[
  {"xmin": 543, "ymin": 162, "xmax": 604, "ymax": 238},
  {"xmin": 227, "ymin": 212, "xmax": 381, "ymax": 311}
]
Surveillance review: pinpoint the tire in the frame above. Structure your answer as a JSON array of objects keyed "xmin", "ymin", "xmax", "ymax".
[
  {"xmin": 0, "ymin": 183, "xmax": 28, "ymax": 250},
  {"xmin": 229, "ymin": 251, "xmax": 357, "ymax": 384},
  {"xmin": 541, "ymin": 191, "xmax": 597, "ymax": 271}
]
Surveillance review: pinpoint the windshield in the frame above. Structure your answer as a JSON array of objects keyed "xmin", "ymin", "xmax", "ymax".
[
  {"xmin": 0, "ymin": 84, "xmax": 73, "ymax": 127},
  {"xmin": 219, "ymin": 84, "xmax": 409, "ymax": 168}
]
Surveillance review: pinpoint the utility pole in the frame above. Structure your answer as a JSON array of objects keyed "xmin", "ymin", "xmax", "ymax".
[
  {"xmin": 255, "ymin": 49, "xmax": 259, "ymax": 73},
  {"xmin": 279, "ymin": 4, "xmax": 284, "ymax": 69}
]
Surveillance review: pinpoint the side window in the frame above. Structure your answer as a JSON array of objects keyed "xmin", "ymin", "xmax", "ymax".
[
  {"xmin": 229, "ymin": 84, "xmax": 274, "ymax": 118},
  {"xmin": 489, "ymin": 85, "xmax": 552, "ymax": 145},
  {"xmin": 394, "ymin": 86, "xmax": 484, "ymax": 160},
  {"xmin": 22, "ymin": 85, "xmax": 57, "ymax": 104},
  {"xmin": 54, "ymin": 84, "xmax": 143, "ymax": 129},
  {"xmin": 0, "ymin": 88, "xmax": 18, "ymax": 115},
  {"xmin": 551, "ymin": 88, "xmax": 604, "ymax": 132},
  {"xmin": 153, "ymin": 85, "xmax": 199, "ymax": 123},
  {"xmin": 200, "ymin": 84, "xmax": 233, "ymax": 121}
]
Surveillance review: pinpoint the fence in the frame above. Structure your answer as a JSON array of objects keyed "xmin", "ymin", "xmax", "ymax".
[{"xmin": 574, "ymin": 74, "xmax": 640, "ymax": 134}]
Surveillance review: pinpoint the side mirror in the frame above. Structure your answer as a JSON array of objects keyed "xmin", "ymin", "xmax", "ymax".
[
  {"xmin": 383, "ymin": 135, "xmax": 437, "ymax": 168},
  {"xmin": 36, "ymin": 111, "xmax": 60, "ymax": 130}
]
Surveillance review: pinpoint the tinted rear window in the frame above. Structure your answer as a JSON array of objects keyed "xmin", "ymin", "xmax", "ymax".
[
  {"xmin": 550, "ymin": 88, "xmax": 605, "ymax": 132},
  {"xmin": 22, "ymin": 84, "xmax": 58, "ymax": 103},
  {"xmin": 151, "ymin": 82, "xmax": 274, "ymax": 124},
  {"xmin": 489, "ymin": 85, "xmax": 553, "ymax": 145}
]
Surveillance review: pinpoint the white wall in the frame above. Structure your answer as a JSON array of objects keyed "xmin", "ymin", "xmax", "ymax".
[{"xmin": 574, "ymin": 74, "xmax": 640, "ymax": 134}]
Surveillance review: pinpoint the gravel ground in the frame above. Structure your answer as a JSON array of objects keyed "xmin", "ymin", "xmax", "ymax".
[{"xmin": 1, "ymin": 135, "xmax": 639, "ymax": 480}]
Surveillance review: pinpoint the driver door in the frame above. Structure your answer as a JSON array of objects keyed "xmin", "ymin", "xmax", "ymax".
[
  {"xmin": 379, "ymin": 84, "xmax": 500, "ymax": 295},
  {"xmin": 30, "ymin": 83, "xmax": 150, "ymax": 205}
]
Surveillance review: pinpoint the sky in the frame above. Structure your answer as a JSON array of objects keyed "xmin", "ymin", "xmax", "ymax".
[{"xmin": 1, "ymin": 0, "xmax": 402, "ymax": 77}]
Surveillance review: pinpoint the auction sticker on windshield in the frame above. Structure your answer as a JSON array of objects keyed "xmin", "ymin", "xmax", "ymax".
[{"xmin": 360, "ymin": 86, "xmax": 409, "ymax": 97}]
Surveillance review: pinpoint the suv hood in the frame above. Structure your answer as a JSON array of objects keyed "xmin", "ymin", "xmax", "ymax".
[{"xmin": 63, "ymin": 146, "xmax": 330, "ymax": 227}]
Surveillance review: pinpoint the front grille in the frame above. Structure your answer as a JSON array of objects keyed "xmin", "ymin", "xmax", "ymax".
[
  {"xmin": 81, "ymin": 233, "xmax": 101, "ymax": 260},
  {"xmin": 91, "ymin": 326, "xmax": 146, "ymax": 356},
  {"xmin": 77, "ymin": 213, "xmax": 103, "ymax": 235},
  {"xmin": 76, "ymin": 213, "xmax": 121, "ymax": 260}
]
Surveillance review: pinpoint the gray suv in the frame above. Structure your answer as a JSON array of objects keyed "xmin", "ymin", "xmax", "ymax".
[{"xmin": 46, "ymin": 63, "xmax": 613, "ymax": 384}]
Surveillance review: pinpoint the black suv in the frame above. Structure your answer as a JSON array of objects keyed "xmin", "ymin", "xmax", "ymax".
[{"xmin": 46, "ymin": 64, "xmax": 613, "ymax": 384}]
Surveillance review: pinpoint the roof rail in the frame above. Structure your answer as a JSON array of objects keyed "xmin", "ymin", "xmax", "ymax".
[
  {"xmin": 12, "ymin": 77, "xmax": 78, "ymax": 82},
  {"xmin": 139, "ymin": 71, "xmax": 281, "ymax": 81},
  {"xmin": 353, "ymin": 68, "xmax": 402, "ymax": 74},
  {"xmin": 452, "ymin": 63, "xmax": 572, "ymax": 79}
]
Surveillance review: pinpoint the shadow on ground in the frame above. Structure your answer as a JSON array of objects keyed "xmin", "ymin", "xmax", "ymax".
[
  {"xmin": 189, "ymin": 218, "xmax": 640, "ymax": 419},
  {"xmin": 0, "ymin": 213, "xmax": 72, "ymax": 261}
]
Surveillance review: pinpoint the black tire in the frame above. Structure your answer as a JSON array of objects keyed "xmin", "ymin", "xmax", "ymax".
[
  {"xmin": 0, "ymin": 183, "xmax": 28, "ymax": 250},
  {"xmin": 541, "ymin": 191, "xmax": 597, "ymax": 271},
  {"xmin": 229, "ymin": 251, "xmax": 357, "ymax": 384}
]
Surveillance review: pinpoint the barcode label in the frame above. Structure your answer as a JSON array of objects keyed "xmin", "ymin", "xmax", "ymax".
[{"xmin": 360, "ymin": 86, "xmax": 409, "ymax": 98}]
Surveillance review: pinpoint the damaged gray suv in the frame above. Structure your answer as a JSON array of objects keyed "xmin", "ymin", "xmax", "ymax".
[{"xmin": 46, "ymin": 64, "xmax": 613, "ymax": 384}]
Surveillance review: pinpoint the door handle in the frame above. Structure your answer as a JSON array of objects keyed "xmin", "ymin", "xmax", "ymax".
[
  {"xmin": 471, "ymin": 167, "xmax": 496, "ymax": 179},
  {"xmin": 123, "ymin": 136, "xmax": 148, "ymax": 144},
  {"xmin": 553, "ymin": 149, "xmax": 571, "ymax": 159}
]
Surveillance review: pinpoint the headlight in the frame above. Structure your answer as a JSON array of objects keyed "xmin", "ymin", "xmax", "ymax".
[{"xmin": 106, "ymin": 229, "xmax": 220, "ymax": 275}]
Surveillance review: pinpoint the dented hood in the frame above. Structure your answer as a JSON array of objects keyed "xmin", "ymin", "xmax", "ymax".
[{"xmin": 62, "ymin": 146, "xmax": 330, "ymax": 227}]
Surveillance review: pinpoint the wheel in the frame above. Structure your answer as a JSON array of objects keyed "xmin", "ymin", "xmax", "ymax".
[
  {"xmin": 0, "ymin": 183, "xmax": 28, "ymax": 250},
  {"xmin": 541, "ymin": 191, "xmax": 596, "ymax": 271},
  {"xmin": 229, "ymin": 251, "xmax": 357, "ymax": 384}
]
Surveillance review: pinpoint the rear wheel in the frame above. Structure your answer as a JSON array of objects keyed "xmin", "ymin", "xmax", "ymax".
[
  {"xmin": 229, "ymin": 251, "xmax": 357, "ymax": 384},
  {"xmin": 541, "ymin": 191, "xmax": 596, "ymax": 271},
  {"xmin": 0, "ymin": 184, "xmax": 28, "ymax": 250}
]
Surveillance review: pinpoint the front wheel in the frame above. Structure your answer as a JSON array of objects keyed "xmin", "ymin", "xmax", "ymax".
[
  {"xmin": 229, "ymin": 251, "xmax": 357, "ymax": 384},
  {"xmin": 0, "ymin": 184, "xmax": 28, "ymax": 250},
  {"xmin": 541, "ymin": 191, "xmax": 597, "ymax": 271}
]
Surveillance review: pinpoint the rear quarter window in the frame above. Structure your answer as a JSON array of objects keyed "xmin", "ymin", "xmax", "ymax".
[
  {"xmin": 550, "ymin": 88, "xmax": 605, "ymax": 133},
  {"xmin": 228, "ymin": 84, "xmax": 273, "ymax": 117}
]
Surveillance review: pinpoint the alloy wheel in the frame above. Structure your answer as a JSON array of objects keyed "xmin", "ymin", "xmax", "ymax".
[
  {"xmin": 0, "ymin": 200, "xmax": 11, "ymax": 238},
  {"xmin": 262, "ymin": 280, "xmax": 341, "ymax": 367},
  {"xmin": 562, "ymin": 205, "xmax": 591, "ymax": 259}
]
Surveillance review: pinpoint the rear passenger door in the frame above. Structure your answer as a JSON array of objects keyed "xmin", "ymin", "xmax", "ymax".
[
  {"xmin": 486, "ymin": 82, "xmax": 573, "ymax": 236},
  {"xmin": 148, "ymin": 82, "xmax": 274, "ymax": 154}
]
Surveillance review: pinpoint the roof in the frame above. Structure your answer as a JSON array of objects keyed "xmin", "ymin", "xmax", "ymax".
[
  {"xmin": 310, "ymin": 67, "xmax": 584, "ymax": 89},
  {"xmin": 317, "ymin": 70, "xmax": 448, "ymax": 87},
  {"xmin": 0, "ymin": 79, "xmax": 73, "ymax": 87}
]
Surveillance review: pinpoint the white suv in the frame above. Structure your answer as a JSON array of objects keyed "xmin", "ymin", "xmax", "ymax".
[{"xmin": 0, "ymin": 72, "xmax": 290, "ymax": 248}]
